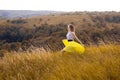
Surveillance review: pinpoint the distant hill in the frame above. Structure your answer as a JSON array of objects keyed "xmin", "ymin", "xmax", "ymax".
[
  {"xmin": 0, "ymin": 11, "xmax": 120, "ymax": 51},
  {"xmin": 0, "ymin": 10, "xmax": 58, "ymax": 18}
]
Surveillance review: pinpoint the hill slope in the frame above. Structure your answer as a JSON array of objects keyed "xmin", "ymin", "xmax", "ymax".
[{"xmin": 0, "ymin": 12, "xmax": 120, "ymax": 51}]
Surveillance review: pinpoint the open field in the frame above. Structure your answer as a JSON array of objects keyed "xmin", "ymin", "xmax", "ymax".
[
  {"xmin": 0, "ymin": 11, "xmax": 120, "ymax": 80},
  {"xmin": 0, "ymin": 44, "xmax": 120, "ymax": 80}
]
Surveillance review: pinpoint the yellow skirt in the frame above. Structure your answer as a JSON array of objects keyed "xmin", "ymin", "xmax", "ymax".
[{"xmin": 62, "ymin": 39, "xmax": 85, "ymax": 54}]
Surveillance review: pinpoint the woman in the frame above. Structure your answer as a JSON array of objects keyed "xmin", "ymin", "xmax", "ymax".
[{"xmin": 62, "ymin": 24, "xmax": 85, "ymax": 54}]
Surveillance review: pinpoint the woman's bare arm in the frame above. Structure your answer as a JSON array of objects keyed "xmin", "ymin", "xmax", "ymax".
[{"xmin": 72, "ymin": 33, "xmax": 84, "ymax": 46}]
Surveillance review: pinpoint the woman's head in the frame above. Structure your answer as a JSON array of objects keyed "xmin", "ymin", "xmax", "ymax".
[{"xmin": 68, "ymin": 24, "xmax": 75, "ymax": 32}]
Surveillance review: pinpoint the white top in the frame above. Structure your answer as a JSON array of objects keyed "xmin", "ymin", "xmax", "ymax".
[{"xmin": 66, "ymin": 32, "xmax": 75, "ymax": 40}]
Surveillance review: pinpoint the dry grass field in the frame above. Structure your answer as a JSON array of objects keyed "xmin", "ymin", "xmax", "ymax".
[
  {"xmin": 0, "ymin": 12, "xmax": 120, "ymax": 80},
  {"xmin": 0, "ymin": 44, "xmax": 120, "ymax": 80}
]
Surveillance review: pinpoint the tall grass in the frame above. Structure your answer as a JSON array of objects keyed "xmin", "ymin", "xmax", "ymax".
[{"xmin": 0, "ymin": 44, "xmax": 120, "ymax": 80}]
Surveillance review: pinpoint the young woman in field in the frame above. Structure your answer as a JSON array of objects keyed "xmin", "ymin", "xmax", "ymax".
[{"xmin": 62, "ymin": 24, "xmax": 85, "ymax": 53}]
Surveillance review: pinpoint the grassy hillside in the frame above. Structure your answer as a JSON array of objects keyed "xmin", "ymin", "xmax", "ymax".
[
  {"xmin": 1, "ymin": 12, "xmax": 120, "ymax": 28},
  {"xmin": 0, "ymin": 12, "xmax": 120, "ymax": 51},
  {"xmin": 0, "ymin": 11, "xmax": 119, "ymax": 80},
  {"xmin": 0, "ymin": 44, "xmax": 120, "ymax": 80}
]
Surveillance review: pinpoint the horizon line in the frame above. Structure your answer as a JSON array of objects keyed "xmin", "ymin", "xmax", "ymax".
[{"xmin": 0, "ymin": 9, "xmax": 120, "ymax": 12}]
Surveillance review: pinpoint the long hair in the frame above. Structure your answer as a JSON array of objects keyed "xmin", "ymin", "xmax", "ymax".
[{"xmin": 68, "ymin": 24, "xmax": 75, "ymax": 32}]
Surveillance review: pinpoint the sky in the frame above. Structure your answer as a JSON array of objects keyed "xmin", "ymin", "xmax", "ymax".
[{"xmin": 0, "ymin": 0, "xmax": 120, "ymax": 12}]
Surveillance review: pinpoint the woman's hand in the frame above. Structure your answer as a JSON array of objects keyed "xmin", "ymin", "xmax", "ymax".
[{"xmin": 81, "ymin": 43, "xmax": 85, "ymax": 47}]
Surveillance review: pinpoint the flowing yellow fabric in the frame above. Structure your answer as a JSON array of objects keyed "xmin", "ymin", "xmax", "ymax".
[{"xmin": 62, "ymin": 39, "xmax": 85, "ymax": 54}]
